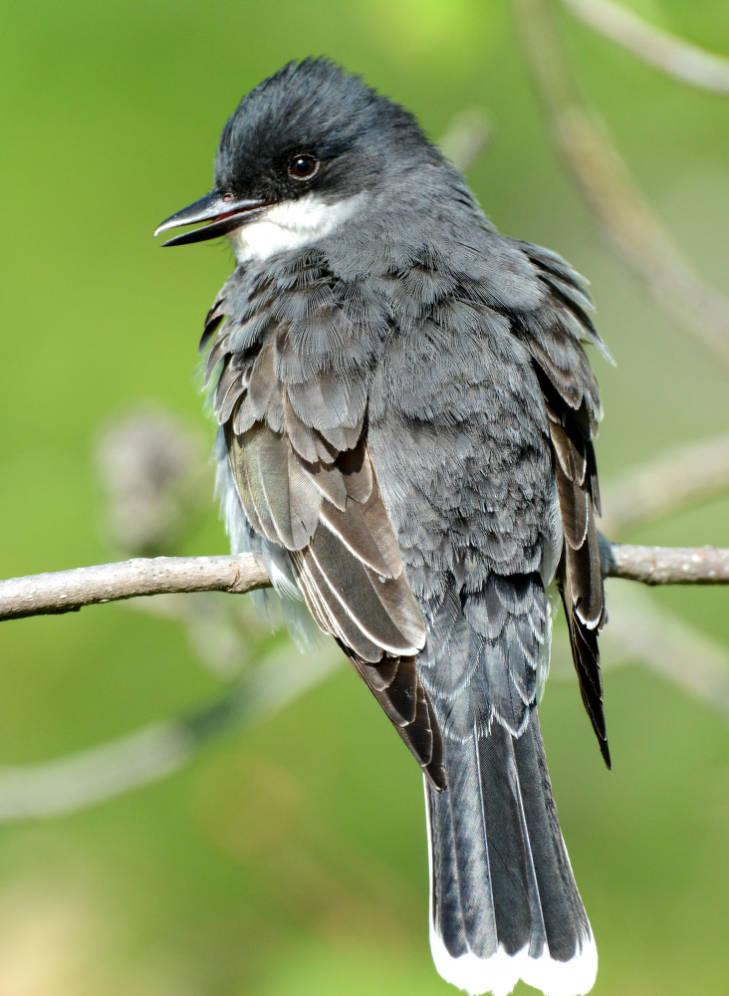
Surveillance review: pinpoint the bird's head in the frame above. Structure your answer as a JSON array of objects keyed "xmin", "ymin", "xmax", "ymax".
[{"xmin": 155, "ymin": 58, "xmax": 437, "ymax": 259}]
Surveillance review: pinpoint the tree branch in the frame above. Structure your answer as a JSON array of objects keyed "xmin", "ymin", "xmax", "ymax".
[
  {"xmin": 514, "ymin": 0, "xmax": 729, "ymax": 371},
  {"xmin": 0, "ymin": 554, "xmax": 269, "ymax": 622},
  {"xmin": 1, "ymin": 541, "xmax": 728, "ymax": 624},
  {"xmin": 562, "ymin": 0, "xmax": 729, "ymax": 94},
  {"xmin": 3, "ymin": 566, "xmax": 727, "ymax": 824},
  {"xmin": 602, "ymin": 542, "xmax": 729, "ymax": 585}
]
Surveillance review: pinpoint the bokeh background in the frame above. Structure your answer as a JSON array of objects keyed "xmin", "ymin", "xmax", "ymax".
[{"xmin": 2, "ymin": 1, "xmax": 728, "ymax": 993}]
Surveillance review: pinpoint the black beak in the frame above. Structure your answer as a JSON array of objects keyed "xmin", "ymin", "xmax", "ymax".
[{"xmin": 154, "ymin": 191, "xmax": 267, "ymax": 247}]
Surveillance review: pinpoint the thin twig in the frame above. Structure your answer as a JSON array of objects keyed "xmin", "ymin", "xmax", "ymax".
[
  {"xmin": 2, "ymin": 541, "xmax": 729, "ymax": 623},
  {"xmin": 514, "ymin": 0, "xmax": 729, "ymax": 370},
  {"xmin": 601, "ymin": 431, "xmax": 729, "ymax": 536},
  {"xmin": 562, "ymin": 0, "xmax": 729, "ymax": 94}
]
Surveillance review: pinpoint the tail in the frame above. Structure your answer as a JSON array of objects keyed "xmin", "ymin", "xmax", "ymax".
[{"xmin": 425, "ymin": 715, "xmax": 597, "ymax": 996}]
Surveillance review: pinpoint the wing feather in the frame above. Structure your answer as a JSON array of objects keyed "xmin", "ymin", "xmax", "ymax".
[
  {"xmin": 207, "ymin": 258, "xmax": 443, "ymax": 785},
  {"xmin": 517, "ymin": 243, "xmax": 610, "ymax": 766}
]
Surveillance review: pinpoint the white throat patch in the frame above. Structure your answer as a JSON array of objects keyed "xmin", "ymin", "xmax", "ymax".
[{"xmin": 231, "ymin": 192, "xmax": 365, "ymax": 262}]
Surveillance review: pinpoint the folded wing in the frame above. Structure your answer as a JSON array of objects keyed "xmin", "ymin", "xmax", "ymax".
[
  {"xmin": 516, "ymin": 241, "xmax": 610, "ymax": 766},
  {"xmin": 206, "ymin": 255, "xmax": 445, "ymax": 786}
]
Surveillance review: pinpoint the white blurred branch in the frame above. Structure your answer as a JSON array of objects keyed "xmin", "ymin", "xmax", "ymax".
[
  {"xmin": 562, "ymin": 0, "xmax": 729, "ymax": 94},
  {"xmin": 439, "ymin": 108, "xmax": 492, "ymax": 172},
  {"xmin": 601, "ymin": 431, "xmax": 729, "ymax": 536},
  {"xmin": 514, "ymin": 0, "xmax": 729, "ymax": 370},
  {"xmin": 601, "ymin": 584, "xmax": 729, "ymax": 722},
  {"xmin": 0, "ymin": 644, "xmax": 339, "ymax": 823}
]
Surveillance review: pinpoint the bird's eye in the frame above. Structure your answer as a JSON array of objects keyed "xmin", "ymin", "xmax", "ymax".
[{"xmin": 288, "ymin": 153, "xmax": 319, "ymax": 181}]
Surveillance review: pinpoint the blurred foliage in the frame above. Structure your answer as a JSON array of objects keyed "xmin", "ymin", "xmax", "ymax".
[{"xmin": 1, "ymin": 1, "xmax": 728, "ymax": 993}]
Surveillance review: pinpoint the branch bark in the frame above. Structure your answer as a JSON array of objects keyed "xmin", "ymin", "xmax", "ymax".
[
  {"xmin": 0, "ymin": 554, "xmax": 269, "ymax": 622},
  {"xmin": 602, "ymin": 542, "xmax": 729, "ymax": 585},
  {"xmin": 1, "ymin": 541, "xmax": 728, "ymax": 624}
]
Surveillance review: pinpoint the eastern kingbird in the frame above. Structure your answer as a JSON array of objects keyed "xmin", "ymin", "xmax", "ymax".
[{"xmin": 156, "ymin": 58, "xmax": 609, "ymax": 996}]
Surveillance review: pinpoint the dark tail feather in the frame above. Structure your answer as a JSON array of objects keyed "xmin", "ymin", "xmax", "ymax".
[{"xmin": 426, "ymin": 714, "xmax": 596, "ymax": 996}]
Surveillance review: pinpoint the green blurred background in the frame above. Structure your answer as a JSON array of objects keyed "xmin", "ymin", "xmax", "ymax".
[{"xmin": 1, "ymin": 1, "xmax": 728, "ymax": 993}]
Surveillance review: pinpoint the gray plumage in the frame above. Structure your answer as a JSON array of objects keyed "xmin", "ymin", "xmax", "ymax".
[{"xmin": 158, "ymin": 58, "xmax": 609, "ymax": 996}]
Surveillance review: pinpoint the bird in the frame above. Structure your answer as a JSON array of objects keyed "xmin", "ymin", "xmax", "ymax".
[{"xmin": 155, "ymin": 58, "xmax": 610, "ymax": 996}]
